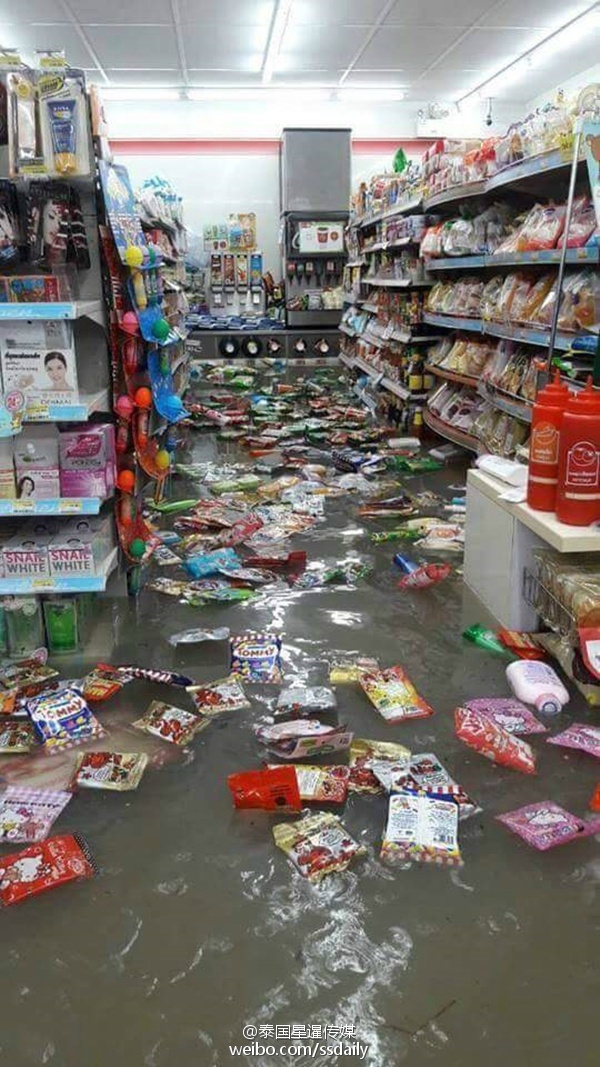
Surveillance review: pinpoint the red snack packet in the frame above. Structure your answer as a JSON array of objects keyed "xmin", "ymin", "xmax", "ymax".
[
  {"xmin": 497, "ymin": 629, "xmax": 545, "ymax": 660},
  {"xmin": 589, "ymin": 784, "xmax": 600, "ymax": 812},
  {"xmin": 0, "ymin": 833, "xmax": 98, "ymax": 907},
  {"xmin": 454, "ymin": 705, "xmax": 536, "ymax": 775},
  {"xmin": 227, "ymin": 767, "xmax": 301, "ymax": 812}
]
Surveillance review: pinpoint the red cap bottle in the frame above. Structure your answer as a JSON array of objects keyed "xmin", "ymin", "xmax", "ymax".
[
  {"xmin": 527, "ymin": 369, "xmax": 570, "ymax": 512},
  {"xmin": 555, "ymin": 377, "xmax": 600, "ymax": 526}
]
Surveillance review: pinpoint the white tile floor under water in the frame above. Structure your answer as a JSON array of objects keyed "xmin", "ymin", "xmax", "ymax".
[{"xmin": 0, "ymin": 366, "xmax": 597, "ymax": 1067}]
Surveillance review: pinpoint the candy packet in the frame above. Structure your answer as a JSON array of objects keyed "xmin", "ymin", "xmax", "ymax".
[
  {"xmin": 546, "ymin": 723, "xmax": 600, "ymax": 759},
  {"xmin": 27, "ymin": 688, "xmax": 106, "ymax": 755},
  {"xmin": 273, "ymin": 812, "xmax": 366, "ymax": 882},
  {"xmin": 348, "ymin": 738, "xmax": 412, "ymax": 795},
  {"xmin": 227, "ymin": 767, "xmax": 301, "ymax": 812},
  {"xmin": 230, "ymin": 632, "xmax": 283, "ymax": 684},
  {"xmin": 152, "ymin": 545, "xmax": 182, "ymax": 567},
  {"xmin": 189, "ymin": 675, "xmax": 250, "ymax": 717},
  {"xmin": 497, "ymin": 629, "xmax": 545, "ymax": 660},
  {"xmin": 454, "ymin": 705, "xmax": 536, "ymax": 774},
  {"xmin": 82, "ymin": 664, "xmax": 134, "ymax": 702},
  {"xmin": 275, "ymin": 686, "xmax": 337, "ymax": 716},
  {"xmin": 168, "ymin": 627, "xmax": 231, "ymax": 646},
  {"xmin": 390, "ymin": 752, "xmax": 479, "ymax": 819},
  {"xmin": 217, "ymin": 566, "xmax": 273, "ymax": 585},
  {"xmin": 0, "ymin": 787, "xmax": 72, "ymax": 844},
  {"xmin": 269, "ymin": 763, "xmax": 350, "ymax": 803},
  {"xmin": 255, "ymin": 719, "xmax": 352, "ymax": 759},
  {"xmin": 0, "ymin": 833, "xmax": 98, "ymax": 908},
  {"xmin": 184, "ymin": 547, "xmax": 241, "ymax": 579},
  {"xmin": 329, "ymin": 655, "xmax": 379, "ymax": 684},
  {"xmin": 464, "ymin": 697, "xmax": 547, "ymax": 735},
  {"xmin": 149, "ymin": 577, "xmax": 190, "ymax": 597},
  {"xmin": 0, "ymin": 720, "xmax": 37, "ymax": 754},
  {"xmin": 118, "ymin": 665, "xmax": 194, "ymax": 688},
  {"xmin": 0, "ymin": 651, "xmax": 59, "ymax": 699},
  {"xmin": 72, "ymin": 751, "xmax": 148, "ymax": 791},
  {"xmin": 381, "ymin": 789, "xmax": 463, "ymax": 867},
  {"xmin": 184, "ymin": 587, "xmax": 256, "ymax": 606},
  {"xmin": 0, "ymin": 690, "xmax": 17, "ymax": 716},
  {"xmin": 497, "ymin": 801, "xmax": 600, "ymax": 851},
  {"xmin": 132, "ymin": 701, "xmax": 204, "ymax": 746},
  {"xmin": 360, "ymin": 665, "xmax": 434, "ymax": 724},
  {"xmin": 589, "ymin": 784, "xmax": 600, "ymax": 812}
]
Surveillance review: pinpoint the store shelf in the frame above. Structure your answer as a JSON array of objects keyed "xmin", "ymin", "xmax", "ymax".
[
  {"xmin": 477, "ymin": 380, "xmax": 533, "ymax": 422},
  {"xmin": 0, "ymin": 300, "xmax": 104, "ymax": 324},
  {"xmin": 365, "ymin": 277, "xmax": 432, "ymax": 289},
  {"xmin": 0, "ymin": 545, "xmax": 119, "ymax": 595},
  {"xmin": 423, "ymin": 148, "xmax": 580, "ymax": 210},
  {"xmin": 346, "ymin": 259, "xmax": 366, "ymax": 268},
  {"xmin": 423, "ymin": 312, "xmax": 483, "ymax": 333},
  {"xmin": 422, "ymin": 313, "xmax": 575, "ymax": 351},
  {"xmin": 23, "ymin": 388, "xmax": 111, "ymax": 423},
  {"xmin": 339, "ymin": 323, "xmax": 357, "ymax": 338},
  {"xmin": 357, "ymin": 196, "xmax": 423, "ymax": 229},
  {"xmin": 423, "ymin": 248, "xmax": 599, "ymax": 271},
  {"xmin": 423, "ymin": 408, "xmax": 479, "ymax": 453},
  {"xmin": 469, "ymin": 469, "xmax": 600, "ymax": 553},
  {"xmin": 362, "ymin": 302, "xmax": 380, "ymax": 314},
  {"xmin": 0, "ymin": 496, "xmax": 108, "ymax": 517},
  {"xmin": 341, "ymin": 350, "xmax": 423, "ymax": 403},
  {"xmin": 425, "ymin": 363, "xmax": 479, "ymax": 387},
  {"xmin": 363, "ymin": 236, "xmax": 416, "ymax": 254},
  {"xmin": 424, "ymin": 180, "xmax": 487, "ymax": 210}
]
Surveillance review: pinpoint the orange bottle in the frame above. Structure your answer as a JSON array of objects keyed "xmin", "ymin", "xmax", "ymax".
[
  {"xmin": 555, "ymin": 378, "xmax": 600, "ymax": 526},
  {"xmin": 527, "ymin": 370, "xmax": 570, "ymax": 512}
]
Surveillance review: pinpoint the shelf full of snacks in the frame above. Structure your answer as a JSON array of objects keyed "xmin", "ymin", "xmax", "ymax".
[{"xmin": 0, "ymin": 55, "xmax": 123, "ymax": 655}]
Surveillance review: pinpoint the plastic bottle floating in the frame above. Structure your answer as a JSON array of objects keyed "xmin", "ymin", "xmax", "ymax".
[{"xmin": 394, "ymin": 553, "xmax": 452, "ymax": 589}]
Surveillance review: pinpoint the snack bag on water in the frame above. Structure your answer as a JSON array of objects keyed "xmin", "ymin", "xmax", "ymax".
[
  {"xmin": 230, "ymin": 632, "xmax": 283, "ymax": 684},
  {"xmin": 381, "ymin": 789, "xmax": 463, "ymax": 867},
  {"xmin": 0, "ymin": 833, "xmax": 98, "ymax": 907},
  {"xmin": 497, "ymin": 801, "xmax": 600, "ymax": 850},
  {"xmin": 391, "ymin": 752, "xmax": 479, "ymax": 819},
  {"xmin": 271, "ymin": 764, "xmax": 350, "ymax": 804},
  {"xmin": 546, "ymin": 723, "xmax": 600, "ymax": 759},
  {"xmin": 256, "ymin": 719, "xmax": 352, "ymax": 760},
  {"xmin": 273, "ymin": 812, "xmax": 366, "ymax": 882},
  {"xmin": 227, "ymin": 767, "xmax": 301, "ymax": 811},
  {"xmin": 464, "ymin": 697, "xmax": 547, "ymax": 735},
  {"xmin": 72, "ymin": 752, "xmax": 148, "ymax": 791},
  {"xmin": 454, "ymin": 705, "xmax": 536, "ymax": 774},
  {"xmin": 329, "ymin": 655, "xmax": 379, "ymax": 684},
  {"xmin": 81, "ymin": 664, "xmax": 133, "ymax": 702},
  {"xmin": 0, "ymin": 787, "xmax": 72, "ymax": 844},
  {"xmin": 348, "ymin": 738, "xmax": 412, "ymax": 795},
  {"xmin": 132, "ymin": 701, "xmax": 204, "ymax": 746},
  {"xmin": 275, "ymin": 686, "xmax": 337, "ymax": 716},
  {"xmin": 27, "ymin": 688, "xmax": 106, "ymax": 755},
  {"xmin": 0, "ymin": 720, "xmax": 37, "ymax": 754},
  {"xmin": 360, "ymin": 665, "xmax": 434, "ymax": 724},
  {"xmin": 189, "ymin": 676, "xmax": 250, "ymax": 717}
]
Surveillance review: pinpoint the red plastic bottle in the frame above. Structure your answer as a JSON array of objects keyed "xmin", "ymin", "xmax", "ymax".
[
  {"xmin": 555, "ymin": 378, "xmax": 600, "ymax": 526},
  {"xmin": 527, "ymin": 370, "xmax": 570, "ymax": 511}
]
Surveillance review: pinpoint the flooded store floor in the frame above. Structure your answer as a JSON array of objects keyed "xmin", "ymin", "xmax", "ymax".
[{"xmin": 0, "ymin": 364, "xmax": 597, "ymax": 1067}]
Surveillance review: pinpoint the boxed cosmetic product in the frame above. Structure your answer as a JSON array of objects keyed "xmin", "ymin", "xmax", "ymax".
[
  {"xmin": 43, "ymin": 596, "xmax": 79, "ymax": 653},
  {"xmin": 4, "ymin": 596, "xmax": 45, "ymax": 654},
  {"xmin": 0, "ymin": 320, "xmax": 78, "ymax": 418},
  {"xmin": 14, "ymin": 425, "xmax": 60, "ymax": 499},
  {"xmin": 6, "ymin": 276, "xmax": 61, "ymax": 303},
  {"xmin": 59, "ymin": 424, "xmax": 116, "ymax": 498},
  {"xmin": 48, "ymin": 514, "xmax": 115, "ymax": 577},
  {"xmin": 0, "ymin": 438, "xmax": 16, "ymax": 499},
  {"xmin": 3, "ymin": 521, "xmax": 57, "ymax": 579}
]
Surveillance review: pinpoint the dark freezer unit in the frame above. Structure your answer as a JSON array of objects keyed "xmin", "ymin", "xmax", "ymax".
[{"xmin": 280, "ymin": 128, "xmax": 351, "ymax": 329}]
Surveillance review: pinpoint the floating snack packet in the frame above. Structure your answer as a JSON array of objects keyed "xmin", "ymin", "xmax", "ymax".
[
  {"xmin": 210, "ymin": 474, "xmax": 262, "ymax": 495},
  {"xmin": 0, "ymin": 787, "xmax": 71, "ymax": 845},
  {"xmin": 189, "ymin": 676, "xmax": 250, "ymax": 717},
  {"xmin": 497, "ymin": 801, "xmax": 600, "ymax": 851},
  {"xmin": 184, "ymin": 547, "xmax": 240, "ymax": 579},
  {"xmin": 464, "ymin": 697, "xmax": 547, "ymax": 735},
  {"xmin": 27, "ymin": 688, "xmax": 106, "ymax": 755},
  {"xmin": 216, "ymin": 515, "xmax": 264, "ymax": 548},
  {"xmin": 152, "ymin": 545, "xmax": 182, "ymax": 567},
  {"xmin": 348, "ymin": 738, "xmax": 412, "ymax": 795},
  {"xmin": 72, "ymin": 751, "xmax": 148, "ymax": 791},
  {"xmin": 329, "ymin": 655, "xmax": 379, "ymax": 684},
  {"xmin": 381, "ymin": 789, "xmax": 463, "ymax": 866},
  {"xmin": 231, "ymin": 632, "xmax": 283, "ymax": 684},
  {"xmin": 497, "ymin": 629, "xmax": 545, "ymax": 660},
  {"xmin": 389, "ymin": 456, "xmax": 442, "ymax": 473},
  {"xmin": 360, "ymin": 665, "xmax": 434, "ymax": 724},
  {"xmin": 0, "ymin": 650, "xmax": 59, "ymax": 699},
  {"xmin": 82, "ymin": 664, "xmax": 133, "ymax": 702},
  {"xmin": 0, "ymin": 720, "xmax": 37, "ymax": 754},
  {"xmin": 589, "ymin": 784, "xmax": 600, "ymax": 811},
  {"xmin": 227, "ymin": 767, "xmax": 301, "ymax": 812},
  {"xmin": 0, "ymin": 690, "xmax": 17, "ymax": 716},
  {"xmin": 132, "ymin": 701, "xmax": 203, "ymax": 746},
  {"xmin": 217, "ymin": 566, "xmax": 273, "ymax": 585},
  {"xmin": 117, "ymin": 666, "xmax": 194, "ymax": 688},
  {"xmin": 0, "ymin": 833, "xmax": 98, "ymax": 908},
  {"xmin": 168, "ymin": 627, "xmax": 231, "ymax": 646},
  {"xmin": 390, "ymin": 752, "xmax": 478, "ymax": 819},
  {"xmin": 244, "ymin": 550, "xmax": 307, "ymax": 568},
  {"xmin": 454, "ymin": 706, "xmax": 536, "ymax": 774},
  {"xmin": 275, "ymin": 686, "xmax": 337, "ymax": 716},
  {"xmin": 546, "ymin": 723, "xmax": 600, "ymax": 759},
  {"xmin": 273, "ymin": 812, "xmax": 366, "ymax": 882},
  {"xmin": 255, "ymin": 719, "xmax": 352, "ymax": 759},
  {"xmin": 148, "ymin": 577, "xmax": 190, "ymax": 597},
  {"xmin": 270, "ymin": 764, "xmax": 350, "ymax": 803},
  {"xmin": 183, "ymin": 587, "xmax": 256, "ymax": 606}
]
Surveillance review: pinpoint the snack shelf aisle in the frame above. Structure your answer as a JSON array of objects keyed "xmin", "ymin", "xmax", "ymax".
[
  {"xmin": 423, "ymin": 312, "xmax": 576, "ymax": 351},
  {"xmin": 423, "ymin": 147, "xmax": 583, "ymax": 211},
  {"xmin": 477, "ymin": 381, "xmax": 533, "ymax": 423},
  {"xmin": 423, "ymin": 408, "xmax": 479, "ymax": 453},
  {"xmin": 425, "ymin": 248, "xmax": 599, "ymax": 271},
  {"xmin": 340, "ymin": 350, "xmax": 426, "ymax": 403},
  {"xmin": 424, "ymin": 363, "xmax": 478, "ymax": 388}
]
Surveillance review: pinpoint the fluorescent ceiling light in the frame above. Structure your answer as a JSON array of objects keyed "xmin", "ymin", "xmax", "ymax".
[
  {"xmin": 459, "ymin": 3, "xmax": 600, "ymax": 103},
  {"xmin": 262, "ymin": 0, "xmax": 293, "ymax": 84},
  {"xmin": 101, "ymin": 88, "xmax": 181, "ymax": 101},
  {"xmin": 188, "ymin": 86, "xmax": 330, "ymax": 102},
  {"xmin": 337, "ymin": 88, "xmax": 406, "ymax": 102}
]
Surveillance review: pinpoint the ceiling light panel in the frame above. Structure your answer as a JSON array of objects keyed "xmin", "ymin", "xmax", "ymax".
[
  {"xmin": 384, "ymin": 0, "xmax": 501, "ymax": 26},
  {"xmin": 178, "ymin": 0, "xmax": 275, "ymax": 22},
  {"xmin": 84, "ymin": 25, "xmax": 180, "ymax": 68},
  {"xmin": 68, "ymin": 0, "xmax": 170, "ymax": 21},
  {"xmin": 288, "ymin": 0, "xmax": 384, "ymax": 24}
]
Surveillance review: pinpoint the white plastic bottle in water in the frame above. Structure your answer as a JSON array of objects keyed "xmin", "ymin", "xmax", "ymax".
[{"xmin": 506, "ymin": 660, "xmax": 570, "ymax": 715}]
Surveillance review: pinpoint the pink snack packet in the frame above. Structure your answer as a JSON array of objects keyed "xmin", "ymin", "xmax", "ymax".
[
  {"xmin": 546, "ymin": 723, "xmax": 600, "ymax": 760},
  {"xmin": 465, "ymin": 697, "xmax": 547, "ymax": 735},
  {"xmin": 454, "ymin": 705, "xmax": 536, "ymax": 774},
  {"xmin": 497, "ymin": 801, "xmax": 600, "ymax": 851}
]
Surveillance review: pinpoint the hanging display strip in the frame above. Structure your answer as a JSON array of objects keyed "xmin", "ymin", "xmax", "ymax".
[{"xmin": 425, "ymin": 248, "xmax": 599, "ymax": 271}]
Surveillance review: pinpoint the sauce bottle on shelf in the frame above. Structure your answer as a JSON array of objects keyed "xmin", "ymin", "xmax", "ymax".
[
  {"xmin": 555, "ymin": 377, "xmax": 600, "ymax": 526},
  {"xmin": 527, "ymin": 369, "xmax": 570, "ymax": 512}
]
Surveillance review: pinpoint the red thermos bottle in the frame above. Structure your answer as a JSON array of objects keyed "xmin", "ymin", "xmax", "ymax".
[
  {"xmin": 555, "ymin": 379, "xmax": 600, "ymax": 526},
  {"xmin": 527, "ymin": 370, "xmax": 570, "ymax": 511}
]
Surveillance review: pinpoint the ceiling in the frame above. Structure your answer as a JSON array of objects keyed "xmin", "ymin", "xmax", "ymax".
[{"xmin": 0, "ymin": 0, "xmax": 598, "ymax": 103}]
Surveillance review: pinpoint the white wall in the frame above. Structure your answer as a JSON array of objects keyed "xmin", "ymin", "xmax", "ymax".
[{"xmin": 527, "ymin": 62, "xmax": 600, "ymax": 111}]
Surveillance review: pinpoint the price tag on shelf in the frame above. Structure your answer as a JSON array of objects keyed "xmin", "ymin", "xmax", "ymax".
[
  {"xmin": 59, "ymin": 499, "xmax": 82, "ymax": 513},
  {"xmin": 12, "ymin": 500, "xmax": 34, "ymax": 513},
  {"xmin": 31, "ymin": 579, "xmax": 54, "ymax": 591}
]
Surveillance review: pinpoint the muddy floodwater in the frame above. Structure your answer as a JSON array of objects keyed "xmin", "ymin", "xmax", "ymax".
[{"xmin": 0, "ymin": 365, "xmax": 597, "ymax": 1067}]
